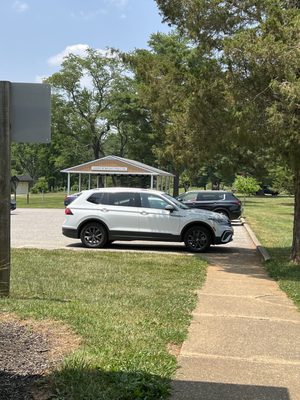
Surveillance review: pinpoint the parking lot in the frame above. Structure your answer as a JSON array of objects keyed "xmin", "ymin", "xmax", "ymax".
[{"xmin": 10, "ymin": 208, "xmax": 247, "ymax": 253}]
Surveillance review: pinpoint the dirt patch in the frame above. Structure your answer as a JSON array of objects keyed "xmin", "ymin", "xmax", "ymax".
[
  {"xmin": 167, "ymin": 342, "xmax": 182, "ymax": 358},
  {"xmin": 0, "ymin": 313, "xmax": 81, "ymax": 400}
]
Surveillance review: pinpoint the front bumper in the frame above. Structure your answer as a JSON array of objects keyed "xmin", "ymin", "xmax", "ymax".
[{"xmin": 214, "ymin": 230, "xmax": 233, "ymax": 244}]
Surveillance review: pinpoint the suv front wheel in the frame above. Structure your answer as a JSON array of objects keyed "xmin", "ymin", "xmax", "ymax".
[
  {"xmin": 80, "ymin": 222, "xmax": 108, "ymax": 248},
  {"xmin": 184, "ymin": 225, "xmax": 211, "ymax": 253}
]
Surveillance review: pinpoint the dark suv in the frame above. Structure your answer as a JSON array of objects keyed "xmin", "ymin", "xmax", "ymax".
[
  {"xmin": 177, "ymin": 190, "xmax": 242, "ymax": 220},
  {"xmin": 256, "ymin": 185, "xmax": 279, "ymax": 196}
]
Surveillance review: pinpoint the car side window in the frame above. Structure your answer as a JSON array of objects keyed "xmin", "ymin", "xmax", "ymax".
[
  {"xmin": 109, "ymin": 192, "xmax": 139, "ymax": 207},
  {"xmin": 182, "ymin": 192, "xmax": 197, "ymax": 201},
  {"xmin": 140, "ymin": 193, "xmax": 169, "ymax": 209},
  {"xmin": 87, "ymin": 193, "xmax": 109, "ymax": 205},
  {"xmin": 197, "ymin": 193, "xmax": 224, "ymax": 201}
]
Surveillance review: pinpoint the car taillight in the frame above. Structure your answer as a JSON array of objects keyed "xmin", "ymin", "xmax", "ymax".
[{"xmin": 65, "ymin": 208, "xmax": 73, "ymax": 215}]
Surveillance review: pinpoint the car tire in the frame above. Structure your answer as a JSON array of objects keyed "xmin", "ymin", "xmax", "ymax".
[
  {"xmin": 80, "ymin": 222, "xmax": 107, "ymax": 249},
  {"xmin": 184, "ymin": 225, "xmax": 211, "ymax": 253}
]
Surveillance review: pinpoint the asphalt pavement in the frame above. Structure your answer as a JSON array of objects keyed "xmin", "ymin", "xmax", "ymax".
[{"xmin": 10, "ymin": 208, "xmax": 241, "ymax": 253}]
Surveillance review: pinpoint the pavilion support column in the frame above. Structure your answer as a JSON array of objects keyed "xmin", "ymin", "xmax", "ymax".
[
  {"xmin": 78, "ymin": 174, "xmax": 82, "ymax": 192},
  {"xmin": 88, "ymin": 174, "xmax": 91, "ymax": 189},
  {"xmin": 67, "ymin": 173, "xmax": 71, "ymax": 195},
  {"xmin": 150, "ymin": 175, "xmax": 154, "ymax": 189}
]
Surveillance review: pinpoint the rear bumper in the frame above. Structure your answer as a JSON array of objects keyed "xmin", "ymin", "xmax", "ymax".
[
  {"xmin": 229, "ymin": 211, "xmax": 242, "ymax": 220},
  {"xmin": 62, "ymin": 227, "xmax": 78, "ymax": 238}
]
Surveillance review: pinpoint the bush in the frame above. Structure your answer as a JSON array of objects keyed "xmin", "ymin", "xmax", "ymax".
[
  {"xmin": 233, "ymin": 175, "xmax": 260, "ymax": 197},
  {"xmin": 31, "ymin": 177, "xmax": 48, "ymax": 194}
]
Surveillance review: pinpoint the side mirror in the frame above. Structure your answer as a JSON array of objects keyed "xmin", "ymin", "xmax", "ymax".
[{"xmin": 165, "ymin": 204, "xmax": 175, "ymax": 212}]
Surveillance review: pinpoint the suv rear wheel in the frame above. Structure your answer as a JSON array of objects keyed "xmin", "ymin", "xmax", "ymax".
[
  {"xmin": 80, "ymin": 222, "xmax": 107, "ymax": 248},
  {"xmin": 184, "ymin": 226, "xmax": 211, "ymax": 253}
]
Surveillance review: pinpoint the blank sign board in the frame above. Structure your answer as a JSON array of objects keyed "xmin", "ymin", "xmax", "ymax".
[{"xmin": 10, "ymin": 83, "xmax": 51, "ymax": 143}]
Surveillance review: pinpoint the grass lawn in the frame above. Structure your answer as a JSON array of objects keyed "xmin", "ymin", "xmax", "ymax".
[
  {"xmin": 1, "ymin": 249, "xmax": 207, "ymax": 399},
  {"xmin": 243, "ymin": 195, "xmax": 300, "ymax": 309},
  {"xmin": 14, "ymin": 192, "xmax": 65, "ymax": 208}
]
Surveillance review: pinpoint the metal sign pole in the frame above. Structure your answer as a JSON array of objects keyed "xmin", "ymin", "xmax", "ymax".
[{"xmin": 0, "ymin": 81, "xmax": 11, "ymax": 297}]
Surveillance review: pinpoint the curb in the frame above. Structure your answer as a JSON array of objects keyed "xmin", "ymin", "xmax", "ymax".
[{"xmin": 240, "ymin": 218, "xmax": 272, "ymax": 262}]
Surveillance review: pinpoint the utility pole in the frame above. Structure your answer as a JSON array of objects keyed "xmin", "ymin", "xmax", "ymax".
[{"xmin": 0, "ymin": 81, "xmax": 11, "ymax": 297}]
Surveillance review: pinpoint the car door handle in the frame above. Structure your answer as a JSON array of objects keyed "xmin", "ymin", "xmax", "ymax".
[
  {"xmin": 101, "ymin": 208, "xmax": 108, "ymax": 212},
  {"xmin": 140, "ymin": 211, "xmax": 148, "ymax": 215}
]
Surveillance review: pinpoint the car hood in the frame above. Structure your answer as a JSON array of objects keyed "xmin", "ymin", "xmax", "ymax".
[
  {"xmin": 182, "ymin": 207, "xmax": 230, "ymax": 222},
  {"xmin": 184, "ymin": 208, "xmax": 216, "ymax": 217}
]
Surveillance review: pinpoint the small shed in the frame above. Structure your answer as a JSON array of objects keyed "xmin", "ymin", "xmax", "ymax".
[
  {"xmin": 61, "ymin": 155, "xmax": 174, "ymax": 195},
  {"xmin": 11, "ymin": 175, "xmax": 33, "ymax": 195}
]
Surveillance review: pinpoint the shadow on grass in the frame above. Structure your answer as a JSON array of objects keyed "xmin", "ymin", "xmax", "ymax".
[
  {"xmin": 263, "ymin": 249, "xmax": 300, "ymax": 282},
  {"xmin": 1, "ymin": 369, "xmax": 292, "ymax": 400},
  {"xmin": 54, "ymin": 367, "xmax": 171, "ymax": 400},
  {"xmin": 0, "ymin": 368, "xmax": 170, "ymax": 400}
]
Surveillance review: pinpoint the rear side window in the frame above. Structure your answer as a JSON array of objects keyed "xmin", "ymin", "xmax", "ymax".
[
  {"xmin": 226, "ymin": 193, "xmax": 239, "ymax": 201},
  {"xmin": 197, "ymin": 193, "xmax": 225, "ymax": 201},
  {"xmin": 87, "ymin": 193, "xmax": 109, "ymax": 205},
  {"xmin": 108, "ymin": 192, "xmax": 139, "ymax": 207}
]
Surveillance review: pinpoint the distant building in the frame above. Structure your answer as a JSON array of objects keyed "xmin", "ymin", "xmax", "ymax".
[{"xmin": 11, "ymin": 175, "xmax": 33, "ymax": 195}]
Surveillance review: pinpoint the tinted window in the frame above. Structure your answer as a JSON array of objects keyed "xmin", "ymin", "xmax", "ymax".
[
  {"xmin": 87, "ymin": 193, "xmax": 109, "ymax": 205},
  {"xmin": 109, "ymin": 192, "xmax": 139, "ymax": 207},
  {"xmin": 197, "ymin": 193, "xmax": 225, "ymax": 201}
]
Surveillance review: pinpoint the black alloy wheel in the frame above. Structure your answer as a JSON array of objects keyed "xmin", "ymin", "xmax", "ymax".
[
  {"xmin": 184, "ymin": 226, "xmax": 211, "ymax": 252},
  {"xmin": 80, "ymin": 222, "xmax": 107, "ymax": 248}
]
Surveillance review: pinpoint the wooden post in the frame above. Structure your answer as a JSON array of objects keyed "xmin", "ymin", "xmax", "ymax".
[{"xmin": 0, "ymin": 81, "xmax": 11, "ymax": 297}]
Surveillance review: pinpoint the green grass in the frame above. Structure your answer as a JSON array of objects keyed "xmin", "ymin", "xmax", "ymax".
[
  {"xmin": 1, "ymin": 249, "xmax": 207, "ymax": 399},
  {"xmin": 14, "ymin": 193, "xmax": 66, "ymax": 208},
  {"xmin": 244, "ymin": 196, "xmax": 300, "ymax": 309}
]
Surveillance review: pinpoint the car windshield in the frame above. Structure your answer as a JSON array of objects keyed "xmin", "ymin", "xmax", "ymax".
[{"xmin": 163, "ymin": 193, "xmax": 189, "ymax": 209}]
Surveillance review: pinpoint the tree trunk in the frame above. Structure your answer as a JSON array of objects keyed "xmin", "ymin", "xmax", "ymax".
[
  {"xmin": 173, "ymin": 173, "xmax": 179, "ymax": 197},
  {"xmin": 291, "ymin": 168, "xmax": 300, "ymax": 264}
]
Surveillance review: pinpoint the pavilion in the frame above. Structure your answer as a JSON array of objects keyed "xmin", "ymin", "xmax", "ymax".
[{"xmin": 61, "ymin": 155, "xmax": 174, "ymax": 194}]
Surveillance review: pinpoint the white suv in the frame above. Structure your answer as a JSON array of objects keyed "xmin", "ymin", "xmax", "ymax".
[{"xmin": 62, "ymin": 188, "xmax": 234, "ymax": 252}]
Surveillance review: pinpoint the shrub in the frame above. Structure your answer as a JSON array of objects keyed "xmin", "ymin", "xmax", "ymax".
[{"xmin": 31, "ymin": 177, "xmax": 48, "ymax": 194}]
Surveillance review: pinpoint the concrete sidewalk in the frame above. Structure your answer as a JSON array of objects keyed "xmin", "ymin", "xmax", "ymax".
[{"xmin": 171, "ymin": 224, "xmax": 300, "ymax": 400}]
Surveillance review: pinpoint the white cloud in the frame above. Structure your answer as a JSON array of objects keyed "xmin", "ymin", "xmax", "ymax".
[
  {"xmin": 12, "ymin": 1, "xmax": 29, "ymax": 13},
  {"xmin": 35, "ymin": 75, "xmax": 47, "ymax": 83},
  {"xmin": 48, "ymin": 44, "xmax": 116, "ymax": 67},
  {"xmin": 48, "ymin": 44, "xmax": 90, "ymax": 66}
]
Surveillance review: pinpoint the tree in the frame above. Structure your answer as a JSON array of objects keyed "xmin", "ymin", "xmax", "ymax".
[
  {"xmin": 233, "ymin": 175, "xmax": 260, "ymax": 206},
  {"xmin": 103, "ymin": 75, "xmax": 156, "ymax": 165},
  {"xmin": 156, "ymin": 0, "xmax": 300, "ymax": 263},
  {"xmin": 46, "ymin": 48, "xmax": 124, "ymax": 161},
  {"xmin": 127, "ymin": 32, "xmax": 233, "ymax": 196}
]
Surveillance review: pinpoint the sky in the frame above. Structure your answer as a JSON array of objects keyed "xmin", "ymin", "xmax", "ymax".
[{"xmin": 1, "ymin": 0, "xmax": 170, "ymax": 83}]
